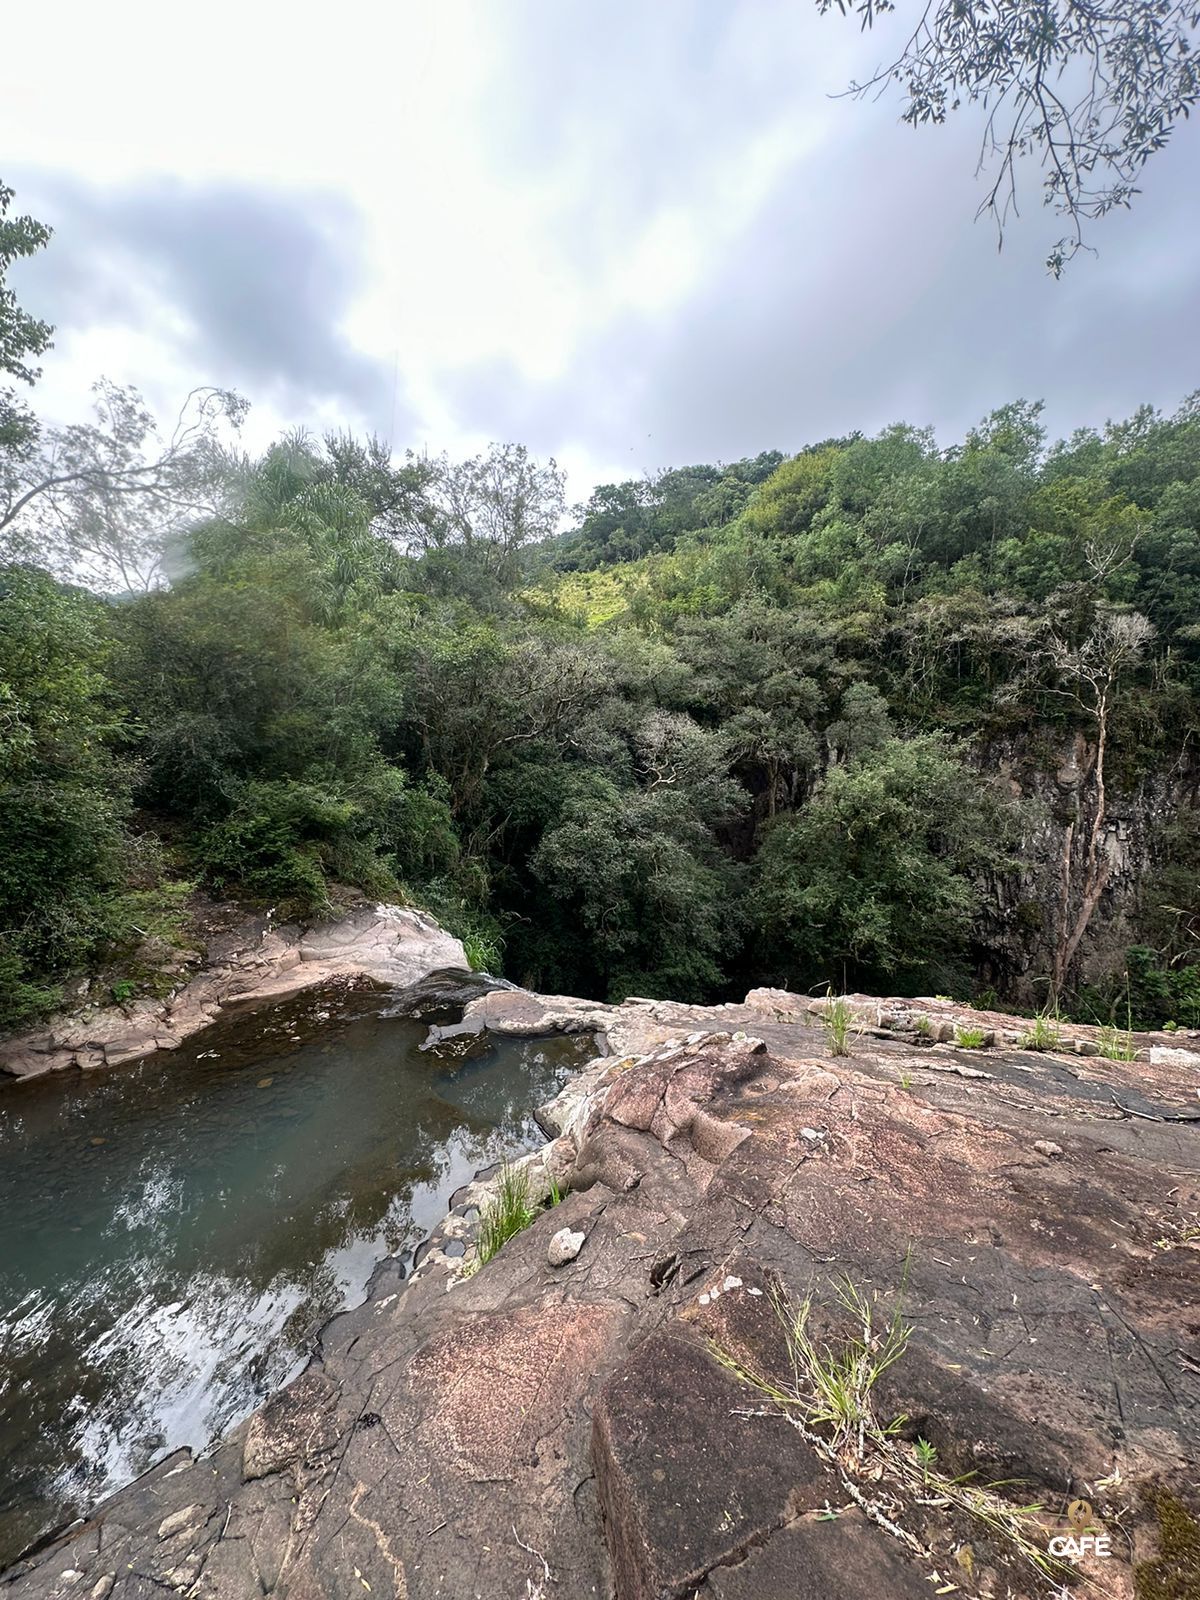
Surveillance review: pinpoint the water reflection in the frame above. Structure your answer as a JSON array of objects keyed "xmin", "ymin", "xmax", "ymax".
[{"xmin": 0, "ymin": 983, "xmax": 589, "ymax": 1567}]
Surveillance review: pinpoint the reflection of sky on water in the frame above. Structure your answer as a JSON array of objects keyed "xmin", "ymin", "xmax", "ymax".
[{"xmin": 0, "ymin": 985, "xmax": 589, "ymax": 1567}]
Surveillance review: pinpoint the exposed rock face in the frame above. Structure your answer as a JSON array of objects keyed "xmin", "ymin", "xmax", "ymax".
[
  {"xmin": 0, "ymin": 903, "xmax": 468, "ymax": 1081},
  {"xmin": 3, "ymin": 990, "xmax": 1198, "ymax": 1599}
]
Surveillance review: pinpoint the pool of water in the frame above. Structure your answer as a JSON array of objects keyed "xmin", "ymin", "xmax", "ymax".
[{"xmin": 0, "ymin": 980, "xmax": 590, "ymax": 1568}]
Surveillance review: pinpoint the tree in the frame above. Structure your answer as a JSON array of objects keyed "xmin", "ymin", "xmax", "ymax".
[
  {"xmin": 820, "ymin": 0, "xmax": 1200, "ymax": 272},
  {"xmin": 0, "ymin": 182, "xmax": 53, "ymax": 482},
  {"xmin": 427, "ymin": 442, "xmax": 565, "ymax": 585},
  {"xmin": 531, "ymin": 773, "xmax": 743, "ymax": 1000},
  {"xmin": 403, "ymin": 625, "xmax": 606, "ymax": 829},
  {"xmin": 752, "ymin": 735, "xmax": 1016, "ymax": 989},
  {"xmin": 0, "ymin": 381, "xmax": 247, "ymax": 594},
  {"xmin": 1042, "ymin": 606, "xmax": 1155, "ymax": 993},
  {"xmin": 0, "ymin": 183, "xmax": 52, "ymax": 389},
  {"xmin": 0, "ymin": 566, "xmax": 131, "ymax": 1023}
]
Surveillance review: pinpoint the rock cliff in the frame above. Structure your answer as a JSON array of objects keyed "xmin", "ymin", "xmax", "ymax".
[
  {"xmin": 980, "ymin": 731, "xmax": 1200, "ymax": 1005},
  {"xmin": 4, "ymin": 985, "xmax": 1198, "ymax": 1599}
]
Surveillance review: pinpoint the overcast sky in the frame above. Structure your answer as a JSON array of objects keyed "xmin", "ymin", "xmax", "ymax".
[{"xmin": 4, "ymin": 0, "xmax": 1199, "ymax": 504}]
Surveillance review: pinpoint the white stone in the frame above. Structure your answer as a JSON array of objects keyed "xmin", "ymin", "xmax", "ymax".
[
  {"xmin": 547, "ymin": 1227, "xmax": 586, "ymax": 1267},
  {"xmin": 1150, "ymin": 1045, "xmax": 1200, "ymax": 1071}
]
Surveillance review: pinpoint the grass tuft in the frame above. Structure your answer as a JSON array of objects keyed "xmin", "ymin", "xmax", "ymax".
[
  {"xmin": 954, "ymin": 1026, "xmax": 988, "ymax": 1049},
  {"xmin": 824, "ymin": 991, "xmax": 855, "ymax": 1057},
  {"xmin": 711, "ymin": 1272, "xmax": 1072, "ymax": 1584},
  {"xmin": 476, "ymin": 1162, "xmax": 538, "ymax": 1266},
  {"xmin": 1021, "ymin": 1007, "xmax": 1061, "ymax": 1051},
  {"xmin": 1097, "ymin": 1023, "xmax": 1137, "ymax": 1061}
]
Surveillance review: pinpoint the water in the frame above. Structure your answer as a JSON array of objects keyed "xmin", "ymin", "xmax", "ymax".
[{"xmin": 0, "ymin": 981, "xmax": 590, "ymax": 1568}]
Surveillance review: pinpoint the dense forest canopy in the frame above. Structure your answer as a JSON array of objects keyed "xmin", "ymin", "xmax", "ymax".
[{"xmin": 3, "ymin": 185, "xmax": 1200, "ymax": 1033}]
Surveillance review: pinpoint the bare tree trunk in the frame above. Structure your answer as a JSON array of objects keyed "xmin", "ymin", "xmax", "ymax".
[{"xmin": 1051, "ymin": 697, "xmax": 1111, "ymax": 997}]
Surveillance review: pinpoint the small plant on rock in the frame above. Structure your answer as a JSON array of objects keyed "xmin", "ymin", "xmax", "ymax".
[
  {"xmin": 1098, "ymin": 1024, "xmax": 1137, "ymax": 1062},
  {"xmin": 824, "ymin": 991, "xmax": 854, "ymax": 1057},
  {"xmin": 1154, "ymin": 1215, "xmax": 1200, "ymax": 1251},
  {"xmin": 476, "ymin": 1162, "xmax": 538, "ymax": 1267},
  {"xmin": 954, "ymin": 1026, "xmax": 988, "ymax": 1049},
  {"xmin": 712, "ymin": 1272, "xmax": 1071, "ymax": 1584},
  {"xmin": 913, "ymin": 1436, "xmax": 938, "ymax": 1482},
  {"xmin": 1021, "ymin": 1007, "xmax": 1060, "ymax": 1051}
]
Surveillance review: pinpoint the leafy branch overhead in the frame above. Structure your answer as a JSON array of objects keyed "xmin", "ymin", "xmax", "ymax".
[{"xmin": 818, "ymin": 0, "xmax": 1200, "ymax": 271}]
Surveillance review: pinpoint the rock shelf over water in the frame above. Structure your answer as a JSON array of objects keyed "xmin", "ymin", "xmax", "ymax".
[{"xmin": 0, "ymin": 902, "xmax": 467, "ymax": 1081}]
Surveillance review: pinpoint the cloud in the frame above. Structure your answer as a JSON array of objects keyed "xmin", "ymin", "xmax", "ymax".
[
  {"xmin": 439, "ymin": 70, "xmax": 1200, "ymax": 480},
  {"xmin": 3, "ymin": 0, "xmax": 1199, "ymax": 498},
  {"xmin": 10, "ymin": 174, "xmax": 399, "ymax": 435}
]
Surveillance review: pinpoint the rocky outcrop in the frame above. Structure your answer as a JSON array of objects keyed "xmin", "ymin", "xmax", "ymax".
[
  {"xmin": 0, "ymin": 903, "xmax": 468, "ymax": 1081},
  {"xmin": 5, "ymin": 985, "xmax": 1197, "ymax": 1599}
]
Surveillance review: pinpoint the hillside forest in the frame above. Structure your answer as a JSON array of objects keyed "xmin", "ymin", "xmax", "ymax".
[{"xmin": 3, "ymin": 193, "xmax": 1200, "ymax": 1034}]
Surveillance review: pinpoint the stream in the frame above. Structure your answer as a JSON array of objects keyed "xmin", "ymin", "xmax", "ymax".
[{"xmin": 0, "ymin": 979, "xmax": 590, "ymax": 1569}]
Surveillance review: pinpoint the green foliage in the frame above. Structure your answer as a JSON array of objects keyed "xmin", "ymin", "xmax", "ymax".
[
  {"xmin": 192, "ymin": 775, "xmax": 439, "ymax": 918},
  {"xmin": 752, "ymin": 736, "xmax": 1015, "ymax": 993},
  {"xmin": 0, "ymin": 182, "xmax": 53, "ymax": 386},
  {"xmin": 8, "ymin": 359, "xmax": 1200, "ymax": 1030},
  {"xmin": 0, "ymin": 181, "xmax": 52, "ymax": 474},
  {"xmin": 530, "ymin": 767, "xmax": 744, "ymax": 1001},
  {"xmin": 1124, "ymin": 946, "xmax": 1200, "ymax": 1031},
  {"xmin": 0, "ymin": 567, "xmax": 133, "ymax": 1026}
]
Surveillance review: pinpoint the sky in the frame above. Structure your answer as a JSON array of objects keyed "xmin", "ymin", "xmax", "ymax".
[{"xmin": 4, "ymin": 0, "xmax": 1199, "ymax": 507}]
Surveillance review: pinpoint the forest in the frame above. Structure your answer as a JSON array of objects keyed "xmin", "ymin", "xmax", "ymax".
[{"xmin": 3, "ymin": 195, "xmax": 1200, "ymax": 1034}]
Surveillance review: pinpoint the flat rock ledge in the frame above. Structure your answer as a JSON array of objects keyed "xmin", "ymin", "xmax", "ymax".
[
  {"xmin": 0, "ymin": 903, "xmax": 468, "ymax": 1081},
  {"xmin": 4, "ymin": 989, "xmax": 1199, "ymax": 1600}
]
